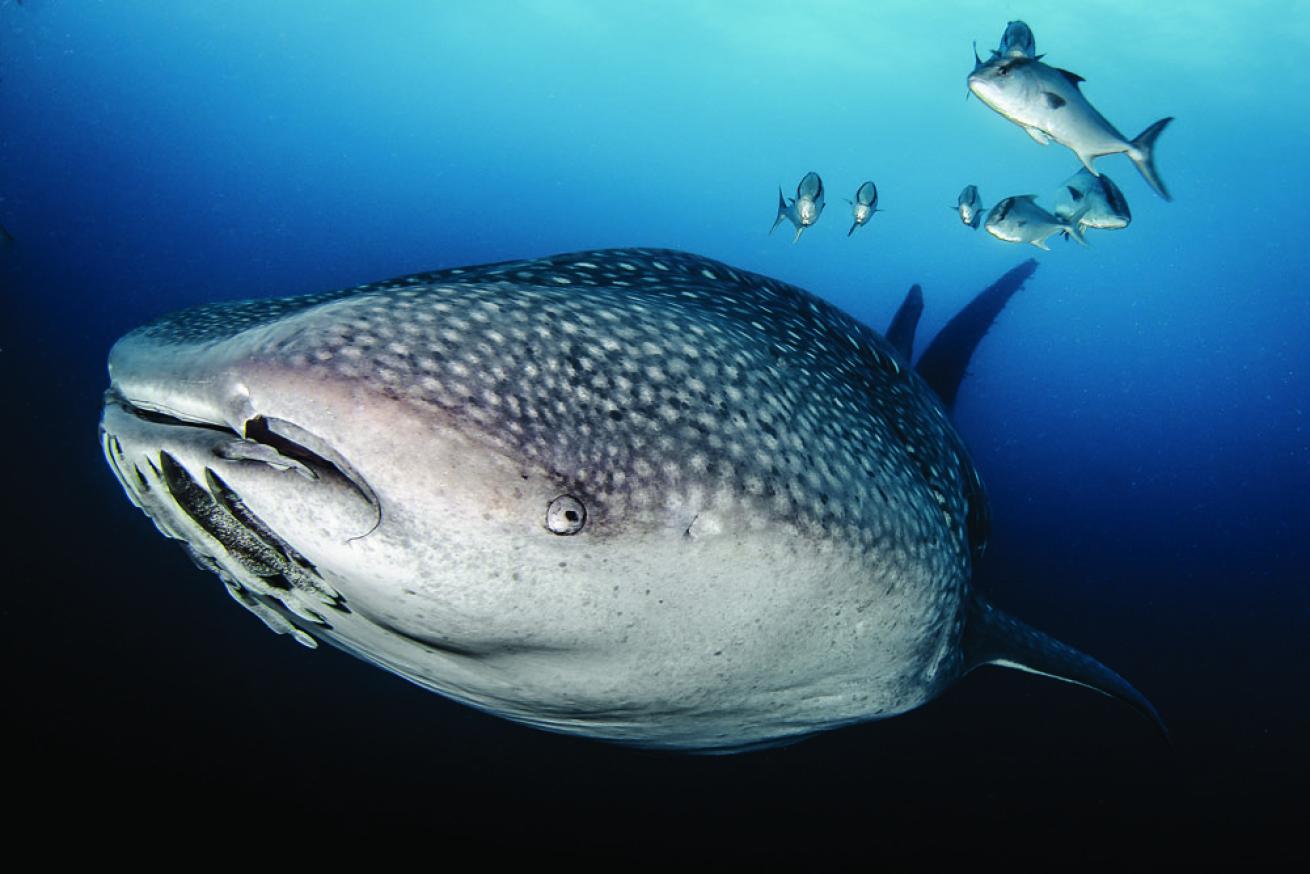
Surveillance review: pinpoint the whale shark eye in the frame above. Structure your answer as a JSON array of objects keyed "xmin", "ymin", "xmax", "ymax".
[{"xmin": 545, "ymin": 495, "xmax": 586, "ymax": 535}]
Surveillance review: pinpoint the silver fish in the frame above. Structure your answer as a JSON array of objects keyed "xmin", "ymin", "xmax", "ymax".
[
  {"xmin": 100, "ymin": 248, "xmax": 1161, "ymax": 751},
  {"xmin": 994, "ymin": 20, "xmax": 1037, "ymax": 59},
  {"xmin": 956, "ymin": 184, "xmax": 986, "ymax": 229},
  {"xmin": 771, "ymin": 171, "xmax": 826, "ymax": 242},
  {"xmin": 1053, "ymin": 167, "xmax": 1132, "ymax": 232},
  {"xmin": 846, "ymin": 180, "xmax": 880, "ymax": 236},
  {"xmin": 967, "ymin": 54, "xmax": 1174, "ymax": 201},
  {"xmin": 985, "ymin": 194, "xmax": 1087, "ymax": 250}
]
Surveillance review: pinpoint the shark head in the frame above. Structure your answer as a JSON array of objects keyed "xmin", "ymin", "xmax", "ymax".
[{"xmin": 101, "ymin": 249, "xmax": 1163, "ymax": 750}]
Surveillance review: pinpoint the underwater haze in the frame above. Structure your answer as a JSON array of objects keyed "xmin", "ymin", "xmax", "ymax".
[{"xmin": 3, "ymin": 0, "xmax": 1307, "ymax": 861}]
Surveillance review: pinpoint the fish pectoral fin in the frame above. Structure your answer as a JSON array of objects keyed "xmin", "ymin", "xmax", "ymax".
[
  {"xmin": 1041, "ymin": 91, "xmax": 1066, "ymax": 109},
  {"xmin": 1022, "ymin": 126, "xmax": 1051, "ymax": 145},
  {"xmin": 1029, "ymin": 238, "xmax": 1051, "ymax": 251},
  {"xmin": 963, "ymin": 594, "xmax": 1167, "ymax": 738},
  {"xmin": 770, "ymin": 187, "xmax": 788, "ymax": 234}
]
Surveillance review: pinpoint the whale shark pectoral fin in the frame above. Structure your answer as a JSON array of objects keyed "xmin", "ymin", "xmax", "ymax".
[
  {"xmin": 963, "ymin": 594, "xmax": 1167, "ymax": 738},
  {"xmin": 885, "ymin": 283, "xmax": 924, "ymax": 361},
  {"xmin": 914, "ymin": 259, "xmax": 1038, "ymax": 412}
]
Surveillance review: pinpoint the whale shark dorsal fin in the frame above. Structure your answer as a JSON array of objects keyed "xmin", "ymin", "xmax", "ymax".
[
  {"xmin": 963, "ymin": 594, "xmax": 1167, "ymax": 738},
  {"xmin": 885, "ymin": 283, "xmax": 923, "ymax": 361},
  {"xmin": 914, "ymin": 259, "xmax": 1038, "ymax": 411}
]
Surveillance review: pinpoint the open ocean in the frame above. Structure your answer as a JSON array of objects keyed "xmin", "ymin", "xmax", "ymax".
[{"xmin": 3, "ymin": 1, "xmax": 1306, "ymax": 862}]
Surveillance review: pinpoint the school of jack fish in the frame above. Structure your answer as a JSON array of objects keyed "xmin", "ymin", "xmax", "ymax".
[{"xmin": 777, "ymin": 19, "xmax": 1172, "ymax": 251}]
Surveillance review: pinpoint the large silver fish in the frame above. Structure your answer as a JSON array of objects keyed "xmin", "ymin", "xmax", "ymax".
[
  {"xmin": 99, "ymin": 248, "xmax": 1161, "ymax": 751},
  {"xmin": 846, "ymin": 180, "xmax": 880, "ymax": 236},
  {"xmin": 967, "ymin": 54, "xmax": 1174, "ymax": 201},
  {"xmin": 1053, "ymin": 167, "xmax": 1132, "ymax": 232},
  {"xmin": 771, "ymin": 171, "xmax": 826, "ymax": 242},
  {"xmin": 985, "ymin": 194, "xmax": 1087, "ymax": 250},
  {"xmin": 994, "ymin": 20, "xmax": 1037, "ymax": 59}
]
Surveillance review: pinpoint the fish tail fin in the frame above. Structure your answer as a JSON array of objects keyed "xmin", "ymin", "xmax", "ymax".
[
  {"xmin": 1128, "ymin": 117, "xmax": 1174, "ymax": 201},
  {"xmin": 1060, "ymin": 201, "xmax": 1092, "ymax": 246},
  {"xmin": 1062, "ymin": 212, "xmax": 1089, "ymax": 247},
  {"xmin": 963, "ymin": 594, "xmax": 1167, "ymax": 738},
  {"xmin": 770, "ymin": 187, "xmax": 787, "ymax": 234}
]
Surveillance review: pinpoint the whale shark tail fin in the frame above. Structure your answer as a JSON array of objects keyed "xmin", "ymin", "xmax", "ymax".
[
  {"xmin": 885, "ymin": 283, "xmax": 924, "ymax": 361},
  {"xmin": 915, "ymin": 258, "xmax": 1038, "ymax": 411},
  {"xmin": 963, "ymin": 594, "xmax": 1167, "ymax": 738}
]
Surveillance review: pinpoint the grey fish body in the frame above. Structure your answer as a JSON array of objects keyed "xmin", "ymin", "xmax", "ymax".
[
  {"xmin": 847, "ymin": 180, "xmax": 880, "ymax": 236},
  {"xmin": 1053, "ymin": 167, "xmax": 1132, "ymax": 231},
  {"xmin": 985, "ymin": 194, "xmax": 1086, "ymax": 250},
  {"xmin": 100, "ymin": 248, "xmax": 1160, "ymax": 751},
  {"xmin": 967, "ymin": 55, "xmax": 1173, "ymax": 201},
  {"xmin": 772, "ymin": 171, "xmax": 826, "ymax": 242},
  {"xmin": 956, "ymin": 184, "xmax": 986, "ymax": 229},
  {"xmin": 995, "ymin": 20, "xmax": 1036, "ymax": 59}
]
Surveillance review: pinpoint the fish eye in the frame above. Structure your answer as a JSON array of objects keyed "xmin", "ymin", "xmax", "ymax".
[{"xmin": 545, "ymin": 494, "xmax": 586, "ymax": 535}]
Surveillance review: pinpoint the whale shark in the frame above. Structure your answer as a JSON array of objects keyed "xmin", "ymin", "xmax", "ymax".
[{"xmin": 99, "ymin": 248, "xmax": 1162, "ymax": 751}]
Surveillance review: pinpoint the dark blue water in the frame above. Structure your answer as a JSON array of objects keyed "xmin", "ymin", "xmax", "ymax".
[{"xmin": 4, "ymin": 2, "xmax": 1306, "ymax": 860}]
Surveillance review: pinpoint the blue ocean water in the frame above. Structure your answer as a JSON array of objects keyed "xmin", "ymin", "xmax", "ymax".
[{"xmin": 3, "ymin": 0, "xmax": 1306, "ymax": 860}]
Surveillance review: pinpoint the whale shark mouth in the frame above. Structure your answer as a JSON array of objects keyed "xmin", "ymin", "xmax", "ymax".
[
  {"xmin": 102, "ymin": 388, "xmax": 380, "ymax": 528},
  {"xmin": 99, "ymin": 390, "xmax": 376, "ymax": 643}
]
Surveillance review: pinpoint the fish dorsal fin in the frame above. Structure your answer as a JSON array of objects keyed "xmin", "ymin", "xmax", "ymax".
[
  {"xmin": 963, "ymin": 594, "xmax": 1167, "ymax": 737},
  {"xmin": 914, "ymin": 259, "xmax": 1038, "ymax": 411},
  {"xmin": 1056, "ymin": 68, "xmax": 1085, "ymax": 88},
  {"xmin": 885, "ymin": 284, "xmax": 924, "ymax": 361}
]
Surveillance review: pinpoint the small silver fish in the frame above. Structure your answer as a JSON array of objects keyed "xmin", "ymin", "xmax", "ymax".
[
  {"xmin": 771, "ymin": 171, "xmax": 826, "ymax": 243},
  {"xmin": 967, "ymin": 55, "xmax": 1174, "ymax": 201},
  {"xmin": 985, "ymin": 194, "xmax": 1086, "ymax": 250},
  {"xmin": 1053, "ymin": 167, "xmax": 1132, "ymax": 232},
  {"xmin": 846, "ymin": 180, "xmax": 880, "ymax": 236},
  {"xmin": 994, "ymin": 20, "xmax": 1037, "ymax": 59},
  {"xmin": 956, "ymin": 185, "xmax": 986, "ymax": 229}
]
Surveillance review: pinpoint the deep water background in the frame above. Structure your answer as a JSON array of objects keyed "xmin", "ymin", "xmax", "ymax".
[{"xmin": 2, "ymin": 0, "xmax": 1306, "ymax": 861}]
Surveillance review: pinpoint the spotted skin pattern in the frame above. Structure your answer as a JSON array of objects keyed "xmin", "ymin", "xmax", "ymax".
[
  {"xmin": 129, "ymin": 249, "xmax": 986, "ymax": 568},
  {"xmin": 104, "ymin": 248, "xmax": 1169, "ymax": 746}
]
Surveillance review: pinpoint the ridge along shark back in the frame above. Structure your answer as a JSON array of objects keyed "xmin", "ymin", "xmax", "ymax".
[{"xmin": 100, "ymin": 248, "xmax": 1163, "ymax": 752}]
